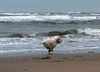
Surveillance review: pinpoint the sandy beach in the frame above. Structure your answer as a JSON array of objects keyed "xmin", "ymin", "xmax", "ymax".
[
  {"xmin": 0, "ymin": 53, "xmax": 100, "ymax": 72},
  {"xmin": 0, "ymin": 0, "xmax": 100, "ymax": 71}
]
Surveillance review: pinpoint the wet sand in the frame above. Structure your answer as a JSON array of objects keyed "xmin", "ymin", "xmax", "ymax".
[{"xmin": 0, "ymin": 53, "xmax": 100, "ymax": 72}]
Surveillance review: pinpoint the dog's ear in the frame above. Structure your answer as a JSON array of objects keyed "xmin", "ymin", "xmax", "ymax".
[{"xmin": 56, "ymin": 37, "xmax": 62, "ymax": 43}]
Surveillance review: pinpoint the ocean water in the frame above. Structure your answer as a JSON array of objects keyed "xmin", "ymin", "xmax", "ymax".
[{"xmin": 0, "ymin": 12, "xmax": 100, "ymax": 58}]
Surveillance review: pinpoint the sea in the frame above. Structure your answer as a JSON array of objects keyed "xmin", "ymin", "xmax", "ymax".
[{"xmin": 0, "ymin": 12, "xmax": 100, "ymax": 58}]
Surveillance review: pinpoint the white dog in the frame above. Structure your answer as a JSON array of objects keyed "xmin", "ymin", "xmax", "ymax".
[{"xmin": 43, "ymin": 36, "xmax": 62, "ymax": 54}]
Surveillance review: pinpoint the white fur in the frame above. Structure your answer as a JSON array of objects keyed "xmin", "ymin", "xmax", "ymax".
[{"xmin": 42, "ymin": 36, "xmax": 62, "ymax": 54}]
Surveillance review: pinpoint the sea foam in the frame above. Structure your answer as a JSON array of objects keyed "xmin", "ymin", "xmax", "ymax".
[
  {"xmin": 0, "ymin": 12, "xmax": 100, "ymax": 22},
  {"xmin": 78, "ymin": 28, "xmax": 100, "ymax": 35}
]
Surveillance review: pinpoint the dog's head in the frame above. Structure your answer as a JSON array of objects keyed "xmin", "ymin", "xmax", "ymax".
[{"xmin": 54, "ymin": 36, "xmax": 62, "ymax": 43}]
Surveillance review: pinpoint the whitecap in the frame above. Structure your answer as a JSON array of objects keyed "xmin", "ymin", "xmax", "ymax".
[
  {"xmin": 0, "ymin": 14, "xmax": 99, "ymax": 22},
  {"xmin": 78, "ymin": 28, "xmax": 100, "ymax": 35}
]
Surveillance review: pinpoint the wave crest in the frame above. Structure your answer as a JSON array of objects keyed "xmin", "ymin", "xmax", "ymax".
[
  {"xmin": 1, "ymin": 28, "xmax": 100, "ymax": 38},
  {"xmin": 78, "ymin": 28, "xmax": 100, "ymax": 35},
  {"xmin": 0, "ymin": 12, "xmax": 100, "ymax": 22},
  {"xmin": 37, "ymin": 28, "xmax": 100, "ymax": 36}
]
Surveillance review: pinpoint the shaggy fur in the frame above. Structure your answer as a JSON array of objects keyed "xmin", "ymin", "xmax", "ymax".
[{"xmin": 43, "ymin": 36, "xmax": 62, "ymax": 54}]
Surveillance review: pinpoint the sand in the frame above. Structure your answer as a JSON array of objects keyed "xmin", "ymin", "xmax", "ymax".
[{"xmin": 0, "ymin": 53, "xmax": 100, "ymax": 72}]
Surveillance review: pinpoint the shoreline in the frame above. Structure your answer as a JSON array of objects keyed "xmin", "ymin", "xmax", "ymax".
[
  {"xmin": 0, "ymin": 52, "xmax": 100, "ymax": 72},
  {"xmin": 0, "ymin": 47, "xmax": 100, "ymax": 60},
  {"xmin": 0, "ymin": 52, "xmax": 100, "ymax": 62}
]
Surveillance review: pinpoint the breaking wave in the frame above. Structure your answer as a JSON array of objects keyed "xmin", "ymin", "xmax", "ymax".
[
  {"xmin": 78, "ymin": 28, "xmax": 100, "ymax": 35},
  {"xmin": 35, "ymin": 28, "xmax": 100, "ymax": 36},
  {"xmin": 1, "ymin": 28, "xmax": 99, "ymax": 38},
  {"xmin": 0, "ymin": 12, "xmax": 100, "ymax": 22}
]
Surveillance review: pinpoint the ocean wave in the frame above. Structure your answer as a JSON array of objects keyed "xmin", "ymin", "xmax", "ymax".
[
  {"xmin": 0, "ymin": 13, "xmax": 32, "ymax": 16},
  {"xmin": 0, "ymin": 13, "xmax": 100, "ymax": 22},
  {"xmin": 78, "ymin": 28, "xmax": 100, "ymax": 35},
  {"xmin": 0, "ymin": 49, "xmax": 30, "ymax": 53},
  {"xmin": 67, "ymin": 12, "xmax": 81, "ymax": 14},
  {"xmin": 0, "ymin": 15, "xmax": 70, "ymax": 22},
  {"xmin": 40, "ymin": 30, "xmax": 78, "ymax": 36},
  {"xmin": 0, "ymin": 28, "xmax": 100, "ymax": 38},
  {"xmin": 0, "ymin": 38, "xmax": 37, "ymax": 46},
  {"xmin": 36, "ymin": 28, "xmax": 100, "ymax": 36},
  {"xmin": 8, "ymin": 34, "xmax": 30, "ymax": 38},
  {"xmin": 90, "ymin": 13, "xmax": 100, "ymax": 16},
  {"xmin": 0, "ymin": 30, "xmax": 78, "ymax": 38}
]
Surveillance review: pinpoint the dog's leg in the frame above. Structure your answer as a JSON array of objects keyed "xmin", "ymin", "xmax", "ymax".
[{"xmin": 48, "ymin": 49, "xmax": 51, "ymax": 55}]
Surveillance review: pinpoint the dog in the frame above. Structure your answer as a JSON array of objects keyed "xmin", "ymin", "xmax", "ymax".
[{"xmin": 42, "ymin": 36, "xmax": 62, "ymax": 54}]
